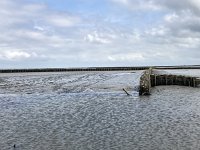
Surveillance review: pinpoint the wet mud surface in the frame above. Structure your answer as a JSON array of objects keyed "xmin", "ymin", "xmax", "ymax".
[{"xmin": 0, "ymin": 71, "xmax": 200, "ymax": 150}]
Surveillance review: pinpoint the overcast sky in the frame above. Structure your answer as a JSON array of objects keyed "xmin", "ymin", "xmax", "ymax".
[{"xmin": 0, "ymin": 0, "xmax": 200, "ymax": 68}]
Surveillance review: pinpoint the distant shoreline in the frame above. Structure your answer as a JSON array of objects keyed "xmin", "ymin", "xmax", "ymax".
[{"xmin": 0, "ymin": 65, "xmax": 200, "ymax": 73}]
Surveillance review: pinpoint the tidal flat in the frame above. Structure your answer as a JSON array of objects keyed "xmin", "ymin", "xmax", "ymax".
[{"xmin": 0, "ymin": 70, "xmax": 200, "ymax": 150}]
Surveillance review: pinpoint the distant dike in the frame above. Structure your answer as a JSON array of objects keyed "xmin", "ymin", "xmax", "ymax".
[{"xmin": 0, "ymin": 65, "xmax": 200, "ymax": 73}]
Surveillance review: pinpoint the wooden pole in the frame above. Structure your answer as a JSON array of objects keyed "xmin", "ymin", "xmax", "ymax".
[{"xmin": 123, "ymin": 88, "xmax": 131, "ymax": 96}]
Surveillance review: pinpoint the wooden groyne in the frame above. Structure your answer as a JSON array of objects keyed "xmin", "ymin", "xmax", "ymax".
[
  {"xmin": 0, "ymin": 65, "xmax": 200, "ymax": 73},
  {"xmin": 150, "ymin": 75, "xmax": 199, "ymax": 87},
  {"xmin": 139, "ymin": 68, "xmax": 152, "ymax": 95},
  {"xmin": 139, "ymin": 69, "xmax": 200, "ymax": 95},
  {"xmin": 0, "ymin": 67, "xmax": 149, "ymax": 73}
]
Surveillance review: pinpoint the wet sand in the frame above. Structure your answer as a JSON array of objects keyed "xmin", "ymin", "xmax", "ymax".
[{"xmin": 0, "ymin": 71, "xmax": 200, "ymax": 150}]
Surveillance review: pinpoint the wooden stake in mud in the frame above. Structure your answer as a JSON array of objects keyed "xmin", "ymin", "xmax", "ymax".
[{"xmin": 123, "ymin": 88, "xmax": 131, "ymax": 96}]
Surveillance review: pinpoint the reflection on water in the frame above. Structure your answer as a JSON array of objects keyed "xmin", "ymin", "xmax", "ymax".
[{"xmin": 0, "ymin": 71, "xmax": 200, "ymax": 150}]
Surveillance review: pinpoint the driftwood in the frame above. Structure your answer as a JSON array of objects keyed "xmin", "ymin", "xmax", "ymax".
[{"xmin": 123, "ymin": 88, "xmax": 131, "ymax": 96}]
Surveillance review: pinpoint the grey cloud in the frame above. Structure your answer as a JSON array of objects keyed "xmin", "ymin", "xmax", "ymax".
[
  {"xmin": 0, "ymin": 0, "xmax": 200, "ymax": 68},
  {"xmin": 111, "ymin": 0, "xmax": 200, "ymax": 37},
  {"xmin": 0, "ymin": 0, "xmax": 83, "ymax": 62},
  {"xmin": 112, "ymin": 0, "xmax": 200, "ymax": 13}
]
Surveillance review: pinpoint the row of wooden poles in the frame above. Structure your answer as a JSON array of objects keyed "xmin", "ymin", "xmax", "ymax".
[
  {"xmin": 1, "ymin": 66, "xmax": 200, "ymax": 73},
  {"xmin": 139, "ymin": 68, "xmax": 200, "ymax": 96},
  {"xmin": 151, "ymin": 75, "xmax": 198, "ymax": 87},
  {"xmin": 0, "ymin": 67, "xmax": 149, "ymax": 73}
]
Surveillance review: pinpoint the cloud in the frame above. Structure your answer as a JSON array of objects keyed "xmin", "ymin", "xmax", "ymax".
[
  {"xmin": 110, "ymin": 0, "xmax": 200, "ymax": 62},
  {"xmin": 0, "ymin": 0, "xmax": 200, "ymax": 68},
  {"xmin": 111, "ymin": 0, "xmax": 160, "ymax": 10},
  {"xmin": 0, "ymin": 51, "xmax": 37, "ymax": 60},
  {"xmin": 164, "ymin": 13, "xmax": 179, "ymax": 23},
  {"xmin": 0, "ymin": 0, "xmax": 82, "ymax": 63},
  {"xmin": 108, "ymin": 53, "xmax": 145, "ymax": 62},
  {"xmin": 111, "ymin": 0, "xmax": 200, "ymax": 13},
  {"xmin": 84, "ymin": 31, "xmax": 112, "ymax": 44},
  {"xmin": 34, "ymin": 25, "xmax": 45, "ymax": 31},
  {"xmin": 46, "ymin": 14, "xmax": 80, "ymax": 27}
]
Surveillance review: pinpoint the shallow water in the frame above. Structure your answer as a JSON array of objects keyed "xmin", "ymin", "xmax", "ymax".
[
  {"xmin": 163, "ymin": 69, "xmax": 200, "ymax": 77},
  {"xmin": 0, "ymin": 71, "xmax": 200, "ymax": 150}
]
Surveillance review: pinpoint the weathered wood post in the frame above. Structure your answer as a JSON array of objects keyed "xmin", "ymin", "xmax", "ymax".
[{"xmin": 193, "ymin": 78, "xmax": 196, "ymax": 87}]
